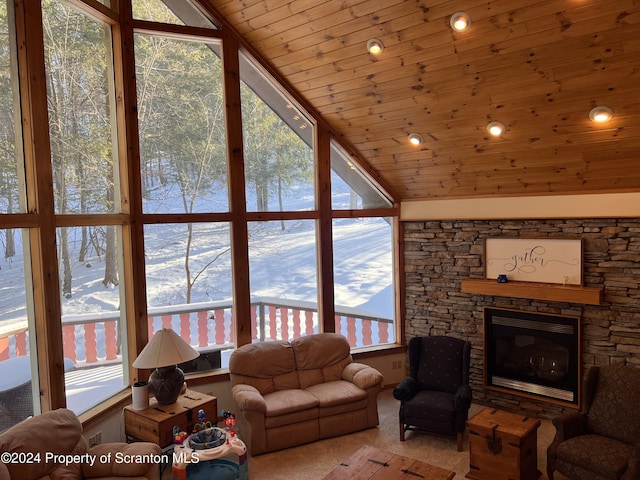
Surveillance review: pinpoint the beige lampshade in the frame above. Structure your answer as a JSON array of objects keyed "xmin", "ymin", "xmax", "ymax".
[{"xmin": 132, "ymin": 328, "xmax": 199, "ymax": 369}]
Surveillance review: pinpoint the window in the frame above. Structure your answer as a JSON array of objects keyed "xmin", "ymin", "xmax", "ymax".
[
  {"xmin": 331, "ymin": 142, "xmax": 392, "ymax": 210},
  {"xmin": 44, "ymin": 0, "xmax": 120, "ymax": 216},
  {"xmin": 240, "ymin": 51, "xmax": 315, "ymax": 212},
  {"xmin": 248, "ymin": 220, "xmax": 319, "ymax": 341},
  {"xmin": 333, "ymin": 217, "xmax": 395, "ymax": 346},
  {"xmin": 43, "ymin": 0, "xmax": 127, "ymax": 412},
  {"xmin": 144, "ymin": 223, "xmax": 234, "ymax": 368},
  {"xmin": 132, "ymin": 0, "xmax": 215, "ymax": 28},
  {"xmin": 135, "ymin": 27, "xmax": 231, "ymax": 371},
  {"xmin": 0, "ymin": 229, "xmax": 35, "ymax": 431},
  {"xmin": 240, "ymin": 52, "xmax": 320, "ymax": 343},
  {"xmin": 0, "ymin": 0, "xmax": 399, "ymax": 423},
  {"xmin": 0, "ymin": 0, "xmax": 22, "ymax": 216},
  {"xmin": 0, "ymin": 1, "xmax": 36, "ymax": 431},
  {"xmin": 331, "ymin": 142, "xmax": 395, "ymax": 348},
  {"xmin": 135, "ymin": 34, "xmax": 227, "ymax": 214}
]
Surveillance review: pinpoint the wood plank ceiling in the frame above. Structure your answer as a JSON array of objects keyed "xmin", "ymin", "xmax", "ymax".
[{"xmin": 205, "ymin": 0, "xmax": 640, "ymax": 202}]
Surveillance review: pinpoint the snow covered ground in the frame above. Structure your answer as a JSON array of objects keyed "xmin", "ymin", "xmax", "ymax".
[{"xmin": 0, "ymin": 184, "xmax": 394, "ymax": 415}]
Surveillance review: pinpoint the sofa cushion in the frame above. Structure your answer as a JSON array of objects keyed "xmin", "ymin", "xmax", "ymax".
[
  {"xmin": 317, "ymin": 397, "xmax": 369, "ymax": 418},
  {"xmin": 403, "ymin": 390, "xmax": 456, "ymax": 424},
  {"xmin": 556, "ymin": 433, "xmax": 632, "ymax": 479},
  {"xmin": 305, "ymin": 380, "xmax": 367, "ymax": 407},
  {"xmin": 264, "ymin": 389, "xmax": 319, "ymax": 417},
  {"xmin": 229, "ymin": 341, "xmax": 299, "ymax": 394}
]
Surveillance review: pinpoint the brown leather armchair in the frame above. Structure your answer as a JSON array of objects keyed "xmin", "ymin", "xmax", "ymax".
[
  {"xmin": 0, "ymin": 408, "xmax": 162, "ymax": 480},
  {"xmin": 547, "ymin": 365, "xmax": 640, "ymax": 480},
  {"xmin": 392, "ymin": 336, "xmax": 472, "ymax": 451}
]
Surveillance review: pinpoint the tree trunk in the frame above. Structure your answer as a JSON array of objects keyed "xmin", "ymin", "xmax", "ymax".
[
  {"xmin": 60, "ymin": 227, "xmax": 72, "ymax": 298},
  {"xmin": 79, "ymin": 225, "xmax": 88, "ymax": 262},
  {"xmin": 185, "ymin": 223, "xmax": 193, "ymax": 303},
  {"xmin": 278, "ymin": 176, "xmax": 285, "ymax": 230},
  {"xmin": 4, "ymin": 229, "xmax": 15, "ymax": 258},
  {"xmin": 4, "ymin": 194, "xmax": 15, "ymax": 258},
  {"xmin": 103, "ymin": 225, "xmax": 118, "ymax": 287},
  {"xmin": 103, "ymin": 171, "xmax": 118, "ymax": 287}
]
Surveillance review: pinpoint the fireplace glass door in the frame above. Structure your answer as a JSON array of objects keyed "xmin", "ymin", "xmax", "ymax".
[{"xmin": 484, "ymin": 307, "xmax": 580, "ymax": 406}]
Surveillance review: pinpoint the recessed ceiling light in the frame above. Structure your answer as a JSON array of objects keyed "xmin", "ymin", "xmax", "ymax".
[
  {"xmin": 450, "ymin": 12, "xmax": 471, "ymax": 32},
  {"xmin": 367, "ymin": 38, "xmax": 384, "ymax": 55},
  {"xmin": 589, "ymin": 106, "xmax": 613, "ymax": 123},
  {"xmin": 487, "ymin": 121, "xmax": 505, "ymax": 137},
  {"xmin": 408, "ymin": 133, "xmax": 424, "ymax": 145}
]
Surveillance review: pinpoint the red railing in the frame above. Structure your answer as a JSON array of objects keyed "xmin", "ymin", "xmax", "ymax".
[{"xmin": 0, "ymin": 298, "xmax": 394, "ymax": 365}]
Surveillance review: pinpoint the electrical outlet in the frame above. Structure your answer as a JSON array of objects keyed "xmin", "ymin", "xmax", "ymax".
[{"xmin": 89, "ymin": 431, "xmax": 101, "ymax": 446}]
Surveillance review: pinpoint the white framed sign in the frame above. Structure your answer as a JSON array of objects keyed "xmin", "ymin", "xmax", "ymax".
[{"xmin": 485, "ymin": 238, "xmax": 583, "ymax": 285}]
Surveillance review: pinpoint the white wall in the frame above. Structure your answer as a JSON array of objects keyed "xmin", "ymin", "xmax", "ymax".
[{"xmin": 401, "ymin": 192, "xmax": 640, "ymax": 220}]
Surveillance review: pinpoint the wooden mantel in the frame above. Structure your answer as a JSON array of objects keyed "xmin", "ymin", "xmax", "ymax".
[{"xmin": 461, "ymin": 279, "xmax": 603, "ymax": 305}]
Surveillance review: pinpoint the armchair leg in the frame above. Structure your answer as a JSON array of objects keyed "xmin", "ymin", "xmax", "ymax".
[
  {"xmin": 457, "ymin": 432, "xmax": 463, "ymax": 452},
  {"xmin": 399, "ymin": 421, "xmax": 405, "ymax": 441}
]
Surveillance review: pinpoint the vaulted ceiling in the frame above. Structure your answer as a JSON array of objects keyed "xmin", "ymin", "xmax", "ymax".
[{"xmin": 205, "ymin": 0, "xmax": 640, "ymax": 202}]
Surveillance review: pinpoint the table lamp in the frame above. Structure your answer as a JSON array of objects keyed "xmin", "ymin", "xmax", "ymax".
[{"xmin": 132, "ymin": 328, "xmax": 199, "ymax": 405}]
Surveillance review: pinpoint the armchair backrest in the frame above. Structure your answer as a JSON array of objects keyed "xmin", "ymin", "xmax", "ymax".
[
  {"xmin": 229, "ymin": 340, "xmax": 299, "ymax": 395},
  {"xmin": 584, "ymin": 365, "xmax": 640, "ymax": 445},
  {"xmin": 408, "ymin": 336, "xmax": 470, "ymax": 394},
  {"xmin": 229, "ymin": 333, "xmax": 354, "ymax": 393},
  {"xmin": 0, "ymin": 408, "xmax": 84, "ymax": 480}
]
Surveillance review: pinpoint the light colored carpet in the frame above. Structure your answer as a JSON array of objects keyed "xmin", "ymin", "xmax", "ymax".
[
  {"xmin": 162, "ymin": 388, "xmax": 570, "ymax": 479},
  {"xmin": 243, "ymin": 388, "xmax": 567, "ymax": 480}
]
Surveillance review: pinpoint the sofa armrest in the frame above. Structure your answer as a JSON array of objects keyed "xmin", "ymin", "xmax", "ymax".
[
  {"xmin": 83, "ymin": 442, "xmax": 161, "ymax": 479},
  {"xmin": 547, "ymin": 411, "xmax": 589, "ymax": 475},
  {"xmin": 392, "ymin": 377, "xmax": 418, "ymax": 401},
  {"xmin": 552, "ymin": 411, "xmax": 588, "ymax": 442},
  {"xmin": 231, "ymin": 384, "xmax": 267, "ymax": 413},
  {"xmin": 342, "ymin": 363, "xmax": 383, "ymax": 390}
]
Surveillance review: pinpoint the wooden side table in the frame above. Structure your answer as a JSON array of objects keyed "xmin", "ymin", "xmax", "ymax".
[
  {"xmin": 124, "ymin": 389, "xmax": 217, "ymax": 448},
  {"xmin": 466, "ymin": 407, "xmax": 541, "ymax": 480}
]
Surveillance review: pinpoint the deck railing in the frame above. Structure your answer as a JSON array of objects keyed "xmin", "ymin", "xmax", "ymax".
[{"xmin": 0, "ymin": 298, "xmax": 393, "ymax": 365}]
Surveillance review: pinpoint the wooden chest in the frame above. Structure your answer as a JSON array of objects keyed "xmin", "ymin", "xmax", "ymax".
[
  {"xmin": 124, "ymin": 390, "xmax": 217, "ymax": 447},
  {"xmin": 466, "ymin": 408, "xmax": 541, "ymax": 480}
]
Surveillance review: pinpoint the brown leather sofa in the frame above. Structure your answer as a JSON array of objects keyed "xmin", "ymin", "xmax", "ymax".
[
  {"xmin": 229, "ymin": 333, "xmax": 383, "ymax": 455},
  {"xmin": 0, "ymin": 408, "xmax": 162, "ymax": 480}
]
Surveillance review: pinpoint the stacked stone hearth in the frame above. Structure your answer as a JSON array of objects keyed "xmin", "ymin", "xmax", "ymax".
[{"xmin": 404, "ymin": 218, "xmax": 640, "ymax": 419}]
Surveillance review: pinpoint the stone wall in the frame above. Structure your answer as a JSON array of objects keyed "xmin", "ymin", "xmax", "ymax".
[{"xmin": 404, "ymin": 218, "xmax": 640, "ymax": 419}]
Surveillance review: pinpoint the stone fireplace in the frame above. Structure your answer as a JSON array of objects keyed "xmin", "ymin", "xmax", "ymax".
[
  {"xmin": 484, "ymin": 307, "xmax": 580, "ymax": 406},
  {"xmin": 404, "ymin": 218, "xmax": 640, "ymax": 418}
]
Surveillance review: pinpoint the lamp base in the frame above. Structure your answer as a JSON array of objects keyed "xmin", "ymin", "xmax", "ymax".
[{"xmin": 148, "ymin": 365, "xmax": 184, "ymax": 405}]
